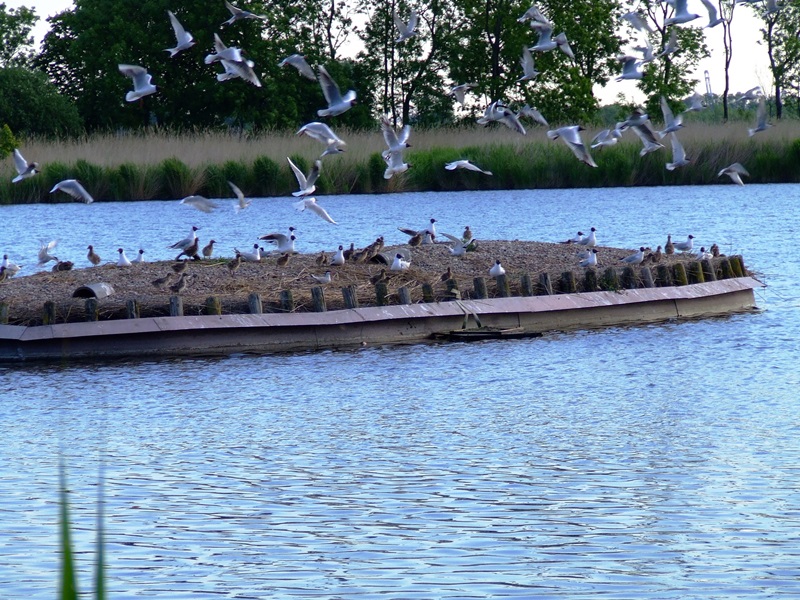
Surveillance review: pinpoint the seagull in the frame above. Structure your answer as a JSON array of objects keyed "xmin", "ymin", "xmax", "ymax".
[
  {"xmin": 743, "ymin": 85, "xmax": 763, "ymax": 101},
  {"xmin": 205, "ymin": 34, "xmax": 261, "ymax": 87},
  {"xmin": 748, "ymin": 96, "xmax": 772, "ymax": 137},
  {"xmin": 50, "ymin": 179, "xmax": 94, "ymax": 203},
  {"xmin": 718, "ymin": 162, "xmax": 750, "ymax": 185},
  {"xmin": 517, "ymin": 104, "xmax": 549, "ymax": 126},
  {"xmin": 390, "ymin": 253, "xmax": 411, "ymax": 271},
  {"xmin": 118, "ymin": 64, "xmax": 157, "ymax": 102},
  {"xmin": 393, "ymin": 9, "xmax": 418, "ymax": 43},
  {"xmin": 87, "ymin": 245, "xmax": 101, "ymax": 266},
  {"xmin": 477, "ymin": 101, "xmax": 527, "ymax": 135},
  {"xmin": 700, "ymin": 0, "xmax": 723, "ymax": 27},
  {"xmin": 657, "ymin": 28, "xmax": 679, "ymax": 58},
  {"xmin": 117, "ymin": 248, "xmax": 132, "ymax": 267},
  {"xmin": 399, "ymin": 218, "xmax": 436, "ymax": 243},
  {"xmin": 165, "ymin": 10, "xmax": 195, "ymax": 57},
  {"xmin": 673, "ymin": 235, "xmax": 695, "ymax": 252},
  {"xmin": 228, "ymin": 180, "xmax": 251, "ymax": 212},
  {"xmin": 616, "ymin": 55, "xmax": 643, "ymax": 81},
  {"xmin": 658, "ymin": 96, "xmax": 684, "ymax": 138},
  {"xmin": 621, "ymin": 247, "xmax": 647, "ymax": 264},
  {"xmin": 12, "ymin": 149, "xmax": 38, "ymax": 183},
  {"xmin": 383, "ymin": 149, "xmax": 410, "ymax": 179},
  {"xmin": 169, "ymin": 226, "xmax": 199, "ymax": 250},
  {"xmin": 293, "ymin": 197, "xmax": 337, "ymax": 224},
  {"xmin": 577, "ymin": 227, "xmax": 597, "ymax": 247},
  {"xmin": 380, "ymin": 114, "xmax": 412, "ymax": 156},
  {"xmin": 259, "ymin": 232, "xmax": 296, "ymax": 253},
  {"xmin": 529, "ymin": 23, "xmax": 573, "ymax": 58},
  {"xmin": 37, "ymin": 240, "xmax": 58, "ymax": 266},
  {"xmin": 629, "ymin": 120, "xmax": 665, "ymax": 156},
  {"xmin": 622, "ymin": 10, "xmax": 653, "ymax": 33},
  {"xmin": 221, "ymin": 0, "xmax": 266, "ymax": 26},
  {"xmin": 634, "ymin": 39, "xmax": 656, "ymax": 63},
  {"xmin": 561, "ymin": 231, "xmax": 584, "ymax": 244},
  {"xmin": 132, "ymin": 248, "xmax": 146, "ymax": 263},
  {"xmin": 695, "ymin": 246, "xmax": 712, "ymax": 260},
  {"xmin": 552, "ymin": 32, "xmax": 575, "ymax": 59},
  {"xmin": 666, "ymin": 132, "xmax": 690, "ymax": 171},
  {"xmin": 591, "ymin": 128, "xmax": 622, "ymax": 149},
  {"xmin": 445, "ymin": 159, "xmax": 492, "ymax": 175},
  {"xmin": 317, "ymin": 65, "xmax": 357, "ymax": 117},
  {"xmin": 489, "ymin": 260, "xmax": 506, "ymax": 277},
  {"xmin": 1, "ymin": 254, "xmax": 21, "ymax": 277},
  {"xmin": 310, "ymin": 270, "xmax": 332, "ymax": 284},
  {"xmin": 665, "ymin": 0, "xmax": 700, "ymax": 25},
  {"xmin": 449, "ymin": 83, "xmax": 476, "ymax": 105},
  {"xmin": 202, "ymin": 240, "xmax": 215, "ymax": 258},
  {"xmin": 235, "ymin": 243, "xmax": 262, "ymax": 262},
  {"xmin": 279, "ymin": 53, "xmax": 316, "ymax": 80},
  {"xmin": 518, "ymin": 4, "xmax": 552, "ymax": 27},
  {"xmin": 297, "ymin": 121, "xmax": 346, "ymax": 157},
  {"xmin": 683, "ymin": 91, "xmax": 706, "ymax": 112},
  {"xmin": 287, "ymin": 157, "xmax": 321, "ymax": 197},
  {"xmin": 517, "ymin": 46, "xmax": 540, "ymax": 82},
  {"xmin": 180, "ymin": 195, "xmax": 219, "ymax": 213},
  {"xmin": 441, "ymin": 233, "xmax": 474, "ymax": 256},
  {"xmin": 579, "ymin": 248, "xmax": 598, "ymax": 267},
  {"xmin": 547, "ymin": 126, "xmax": 598, "ymax": 167},
  {"xmin": 331, "ymin": 245, "xmax": 345, "ymax": 266}
]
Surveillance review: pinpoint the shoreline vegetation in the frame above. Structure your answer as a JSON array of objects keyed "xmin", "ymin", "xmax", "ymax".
[{"xmin": 3, "ymin": 123, "xmax": 800, "ymax": 204}]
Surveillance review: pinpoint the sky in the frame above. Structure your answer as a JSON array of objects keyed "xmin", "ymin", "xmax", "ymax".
[{"xmin": 7, "ymin": 0, "xmax": 774, "ymax": 106}]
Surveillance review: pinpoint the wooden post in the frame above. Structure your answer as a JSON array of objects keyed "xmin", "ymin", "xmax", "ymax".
[
  {"xmin": 126, "ymin": 299, "xmax": 140, "ymax": 319},
  {"xmin": 280, "ymin": 290, "xmax": 294, "ymax": 312},
  {"xmin": 701, "ymin": 259, "xmax": 717, "ymax": 282},
  {"xmin": 719, "ymin": 259, "xmax": 734, "ymax": 280},
  {"xmin": 537, "ymin": 272, "xmax": 553, "ymax": 295},
  {"xmin": 687, "ymin": 261, "xmax": 705, "ymax": 284},
  {"xmin": 85, "ymin": 298, "xmax": 99, "ymax": 321},
  {"xmin": 672, "ymin": 263, "xmax": 688, "ymax": 286},
  {"xmin": 655, "ymin": 264, "xmax": 673, "ymax": 287},
  {"xmin": 583, "ymin": 268, "xmax": 598, "ymax": 292},
  {"xmin": 205, "ymin": 296, "xmax": 222, "ymax": 315},
  {"xmin": 248, "ymin": 293, "xmax": 263, "ymax": 314},
  {"xmin": 495, "ymin": 274, "xmax": 510, "ymax": 297},
  {"xmin": 422, "ymin": 282, "xmax": 435, "ymax": 303},
  {"xmin": 559, "ymin": 271, "xmax": 576, "ymax": 293},
  {"xmin": 0, "ymin": 301, "xmax": 8, "ymax": 325},
  {"xmin": 397, "ymin": 286, "xmax": 412, "ymax": 305},
  {"xmin": 169, "ymin": 295, "xmax": 183, "ymax": 316},
  {"xmin": 444, "ymin": 279, "xmax": 461, "ymax": 300},
  {"xmin": 43, "ymin": 300, "xmax": 56, "ymax": 325},
  {"xmin": 342, "ymin": 285, "xmax": 359, "ymax": 309},
  {"xmin": 473, "ymin": 277, "xmax": 487, "ymax": 299},
  {"xmin": 620, "ymin": 267, "xmax": 637, "ymax": 289},
  {"xmin": 311, "ymin": 286, "xmax": 327, "ymax": 312},
  {"xmin": 640, "ymin": 266, "xmax": 655, "ymax": 288},
  {"xmin": 730, "ymin": 255, "xmax": 745, "ymax": 277},
  {"xmin": 520, "ymin": 274, "xmax": 534, "ymax": 296},
  {"xmin": 375, "ymin": 282, "xmax": 389, "ymax": 306},
  {"xmin": 601, "ymin": 267, "xmax": 620, "ymax": 291}
]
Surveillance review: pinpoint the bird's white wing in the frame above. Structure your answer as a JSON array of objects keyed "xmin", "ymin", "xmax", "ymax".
[
  {"xmin": 12, "ymin": 149, "xmax": 27, "ymax": 175},
  {"xmin": 180, "ymin": 195, "xmax": 218, "ymax": 213},
  {"xmin": 228, "ymin": 180, "xmax": 244, "ymax": 203},
  {"xmin": 167, "ymin": 10, "xmax": 191, "ymax": 44},
  {"xmin": 306, "ymin": 199, "xmax": 337, "ymax": 224},
  {"xmin": 280, "ymin": 54, "xmax": 316, "ymax": 80},
  {"xmin": 50, "ymin": 179, "xmax": 94, "ymax": 203},
  {"xmin": 380, "ymin": 115, "xmax": 400, "ymax": 149},
  {"xmin": 305, "ymin": 160, "xmax": 322, "ymax": 188},
  {"xmin": 287, "ymin": 156, "xmax": 308, "ymax": 189},
  {"xmin": 317, "ymin": 66, "xmax": 342, "ymax": 106}
]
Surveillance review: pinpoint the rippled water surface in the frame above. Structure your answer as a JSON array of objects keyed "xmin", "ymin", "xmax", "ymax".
[{"xmin": 2, "ymin": 184, "xmax": 800, "ymax": 598}]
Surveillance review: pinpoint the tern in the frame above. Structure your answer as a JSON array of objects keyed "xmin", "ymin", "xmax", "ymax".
[
  {"xmin": 390, "ymin": 253, "xmax": 411, "ymax": 271},
  {"xmin": 445, "ymin": 160, "xmax": 492, "ymax": 175},
  {"xmin": 165, "ymin": 10, "xmax": 195, "ymax": 57},
  {"xmin": 718, "ymin": 162, "xmax": 750, "ymax": 186},
  {"xmin": 12, "ymin": 149, "xmax": 38, "ymax": 183},
  {"xmin": 235, "ymin": 243, "xmax": 262, "ymax": 262},
  {"xmin": 228, "ymin": 180, "xmax": 251, "ymax": 212},
  {"xmin": 222, "ymin": 0, "xmax": 266, "ymax": 26},
  {"xmin": 288, "ymin": 157, "xmax": 321, "ymax": 197},
  {"xmin": 37, "ymin": 240, "xmax": 58, "ymax": 266},
  {"xmin": 180, "ymin": 195, "xmax": 219, "ymax": 213},
  {"xmin": 547, "ymin": 126, "xmax": 598, "ymax": 167},
  {"xmin": 279, "ymin": 54, "xmax": 316, "ymax": 80},
  {"xmin": 317, "ymin": 65, "xmax": 357, "ymax": 117},
  {"xmin": 297, "ymin": 122, "xmax": 346, "ymax": 157},
  {"xmin": 393, "ymin": 10, "xmax": 418, "ymax": 43},
  {"xmin": 449, "ymin": 83, "xmax": 476, "ymax": 105},
  {"xmin": 169, "ymin": 226, "xmax": 199, "ymax": 250},
  {"xmin": 489, "ymin": 260, "xmax": 506, "ymax": 277},
  {"xmin": 293, "ymin": 197, "xmax": 337, "ymax": 224},
  {"xmin": 50, "ymin": 179, "xmax": 94, "ymax": 203},
  {"xmin": 673, "ymin": 235, "xmax": 695, "ymax": 252},
  {"xmin": 117, "ymin": 248, "xmax": 132, "ymax": 267},
  {"xmin": 310, "ymin": 270, "xmax": 332, "ymax": 284},
  {"xmin": 665, "ymin": 132, "xmax": 690, "ymax": 171},
  {"xmin": 118, "ymin": 64, "xmax": 157, "ymax": 102},
  {"xmin": 621, "ymin": 247, "xmax": 647, "ymax": 264},
  {"xmin": 748, "ymin": 96, "xmax": 772, "ymax": 137},
  {"xmin": 579, "ymin": 249, "xmax": 598, "ymax": 267},
  {"xmin": 87, "ymin": 245, "xmax": 101, "ymax": 266}
]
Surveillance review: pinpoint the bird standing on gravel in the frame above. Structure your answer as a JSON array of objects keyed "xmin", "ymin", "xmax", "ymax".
[
  {"xmin": 277, "ymin": 253, "xmax": 291, "ymax": 266},
  {"xmin": 172, "ymin": 259, "xmax": 189, "ymax": 274},
  {"xmin": 202, "ymin": 240, "xmax": 216, "ymax": 258},
  {"xmin": 87, "ymin": 245, "xmax": 101, "ymax": 266},
  {"xmin": 169, "ymin": 273, "xmax": 191, "ymax": 294},
  {"xmin": 132, "ymin": 249, "xmax": 145, "ymax": 263},
  {"xmin": 227, "ymin": 255, "xmax": 242, "ymax": 276},
  {"xmin": 117, "ymin": 248, "xmax": 132, "ymax": 267},
  {"xmin": 152, "ymin": 273, "xmax": 174, "ymax": 289},
  {"xmin": 489, "ymin": 260, "xmax": 506, "ymax": 277},
  {"xmin": 621, "ymin": 247, "xmax": 647, "ymax": 264},
  {"xmin": 579, "ymin": 249, "xmax": 598, "ymax": 268}
]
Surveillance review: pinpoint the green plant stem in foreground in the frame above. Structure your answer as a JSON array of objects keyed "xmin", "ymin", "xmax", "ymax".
[{"xmin": 59, "ymin": 458, "xmax": 79, "ymax": 600}]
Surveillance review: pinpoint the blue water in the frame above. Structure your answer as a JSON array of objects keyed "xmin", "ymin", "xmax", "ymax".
[{"xmin": 2, "ymin": 184, "xmax": 799, "ymax": 598}]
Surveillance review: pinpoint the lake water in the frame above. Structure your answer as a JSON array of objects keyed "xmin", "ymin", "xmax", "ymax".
[{"xmin": 2, "ymin": 184, "xmax": 799, "ymax": 598}]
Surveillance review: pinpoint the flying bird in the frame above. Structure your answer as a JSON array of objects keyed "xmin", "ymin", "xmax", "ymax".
[
  {"xmin": 449, "ymin": 83, "xmax": 476, "ymax": 105},
  {"xmin": 380, "ymin": 114, "xmax": 412, "ymax": 157},
  {"xmin": 517, "ymin": 46, "xmax": 540, "ymax": 82},
  {"xmin": 748, "ymin": 96, "xmax": 772, "ymax": 136},
  {"xmin": 665, "ymin": 0, "xmax": 700, "ymax": 25},
  {"xmin": 441, "ymin": 233, "xmax": 475, "ymax": 256},
  {"xmin": 228, "ymin": 180, "xmax": 251, "ymax": 212},
  {"xmin": 50, "ymin": 179, "xmax": 94, "ymax": 203},
  {"xmin": 546, "ymin": 126, "xmax": 598, "ymax": 167},
  {"xmin": 293, "ymin": 197, "xmax": 337, "ymax": 224},
  {"xmin": 37, "ymin": 240, "xmax": 58, "ymax": 266},
  {"xmin": 445, "ymin": 160, "xmax": 492, "ymax": 175},
  {"xmin": 591, "ymin": 128, "xmax": 622, "ymax": 149},
  {"xmin": 118, "ymin": 64, "xmax": 157, "ymax": 102},
  {"xmin": 393, "ymin": 10, "xmax": 418, "ymax": 43},
  {"xmin": 622, "ymin": 10, "xmax": 654, "ymax": 33},
  {"xmin": 317, "ymin": 65, "xmax": 357, "ymax": 117},
  {"xmin": 221, "ymin": 0, "xmax": 266, "ymax": 26},
  {"xmin": 297, "ymin": 122, "xmax": 347, "ymax": 157},
  {"xmin": 383, "ymin": 149, "xmax": 410, "ymax": 179},
  {"xmin": 205, "ymin": 34, "xmax": 261, "ymax": 87},
  {"xmin": 180, "ymin": 195, "xmax": 219, "ymax": 213},
  {"xmin": 517, "ymin": 104, "xmax": 549, "ymax": 127},
  {"xmin": 259, "ymin": 232, "xmax": 296, "ymax": 254},
  {"xmin": 657, "ymin": 28, "xmax": 679, "ymax": 58},
  {"xmin": 287, "ymin": 156, "xmax": 321, "ymax": 197},
  {"xmin": 165, "ymin": 10, "xmax": 195, "ymax": 57},
  {"xmin": 665, "ymin": 132, "xmax": 690, "ymax": 171},
  {"xmin": 658, "ymin": 96, "xmax": 684, "ymax": 138},
  {"xmin": 12, "ymin": 149, "xmax": 38, "ymax": 183},
  {"xmin": 279, "ymin": 53, "xmax": 316, "ymax": 80},
  {"xmin": 477, "ymin": 100, "xmax": 526, "ymax": 135},
  {"xmin": 616, "ymin": 55, "xmax": 644, "ymax": 81},
  {"xmin": 683, "ymin": 91, "xmax": 706, "ymax": 112},
  {"xmin": 718, "ymin": 162, "xmax": 750, "ymax": 186},
  {"xmin": 700, "ymin": 0, "xmax": 723, "ymax": 27}
]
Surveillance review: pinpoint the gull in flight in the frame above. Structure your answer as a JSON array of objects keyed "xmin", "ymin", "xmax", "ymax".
[
  {"xmin": 205, "ymin": 34, "xmax": 261, "ymax": 87},
  {"xmin": 518, "ymin": 5, "xmax": 551, "ymax": 26},
  {"xmin": 683, "ymin": 91, "xmax": 706, "ymax": 112},
  {"xmin": 293, "ymin": 197, "xmax": 337, "ymax": 224},
  {"xmin": 529, "ymin": 23, "xmax": 574, "ymax": 59},
  {"xmin": 380, "ymin": 114, "xmax": 411, "ymax": 158},
  {"xmin": 666, "ymin": 132, "xmax": 690, "ymax": 170},
  {"xmin": 445, "ymin": 160, "xmax": 492, "ymax": 175},
  {"xmin": 317, "ymin": 65, "xmax": 357, "ymax": 117},
  {"xmin": 700, "ymin": 0, "xmax": 723, "ymax": 27},
  {"xmin": 673, "ymin": 235, "xmax": 695, "ymax": 252},
  {"xmin": 622, "ymin": 10, "xmax": 653, "ymax": 33},
  {"xmin": 579, "ymin": 248, "xmax": 598, "ymax": 267},
  {"xmin": 390, "ymin": 253, "xmax": 411, "ymax": 271},
  {"xmin": 477, "ymin": 100, "xmax": 526, "ymax": 135},
  {"xmin": 518, "ymin": 46, "xmax": 540, "ymax": 82},
  {"xmin": 180, "ymin": 195, "xmax": 219, "ymax": 213},
  {"xmin": 657, "ymin": 28, "xmax": 679, "ymax": 58},
  {"xmin": 288, "ymin": 157, "xmax": 321, "ymax": 197},
  {"xmin": 748, "ymin": 96, "xmax": 772, "ymax": 137},
  {"xmin": 665, "ymin": 0, "xmax": 700, "ymax": 25},
  {"xmin": 165, "ymin": 10, "xmax": 195, "ymax": 57},
  {"xmin": 489, "ymin": 260, "xmax": 506, "ymax": 277},
  {"xmin": 228, "ymin": 180, "xmax": 251, "ymax": 212},
  {"xmin": 449, "ymin": 83, "xmax": 476, "ymax": 105},
  {"xmin": 297, "ymin": 122, "xmax": 347, "ymax": 157},
  {"xmin": 50, "ymin": 179, "xmax": 94, "ymax": 203},
  {"xmin": 591, "ymin": 128, "xmax": 622, "ymax": 149},
  {"xmin": 743, "ymin": 85, "xmax": 763, "ymax": 101},
  {"xmin": 37, "ymin": 240, "xmax": 58, "ymax": 266},
  {"xmin": 12, "ymin": 148, "xmax": 38, "ymax": 183},
  {"xmin": 169, "ymin": 225, "xmax": 199, "ymax": 251},
  {"xmin": 628, "ymin": 118, "xmax": 664, "ymax": 156},
  {"xmin": 279, "ymin": 54, "xmax": 316, "ymax": 80},
  {"xmin": 621, "ymin": 247, "xmax": 647, "ymax": 264},
  {"xmin": 259, "ymin": 232, "xmax": 297, "ymax": 253},
  {"xmin": 394, "ymin": 10, "xmax": 418, "ymax": 43},
  {"xmin": 118, "ymin": 64, "xmax": 157, "ymax": 102},
  {"xmin": 383, "ymin": 149, "xmax": 410, "ymax": 179},
  {"xmin": 718, "ymin": 162, "xmax": 750, "ymax": 185},
  {"xmin": 117, "ymin": 248, "xmax": 132, "ymax": 267},
  {"xmin": 658, "ymin": 95, "xmax": 684, "ymax": 138},
  {"xmin": 441, "ymin": 233, "xmax": 475, "ymax": 256},
  {"xmin": 546, "ymin": 126, "xmax": 598, "ymax": 167},
  {"xmin": 310, "ymin": 271, "xmax": 332, "ymax": 284},
  {"xmin": 616, "ymin": 55, "xmax": 643, "ymax": 81},
  {"xmin": 222, "ymin": 0, "xmax": 266, "ymax": 26},
  {"xmin": 517, "ymin": 104, "xmax": 548, "ymax": 126}
]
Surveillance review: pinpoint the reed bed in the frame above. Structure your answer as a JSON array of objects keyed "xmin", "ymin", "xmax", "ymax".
[{"xmin": 2, "ymin": 122, "xmax": 800, "ymax": 204}]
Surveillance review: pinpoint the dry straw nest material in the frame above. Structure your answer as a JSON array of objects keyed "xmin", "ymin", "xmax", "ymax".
[{"xmin": 0, "ymin": 240, "xmax": 712, "ymax": 326}]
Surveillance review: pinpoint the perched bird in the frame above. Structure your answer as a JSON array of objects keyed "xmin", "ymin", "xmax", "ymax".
[
  {"xmin": 293, "ymin": 197, "xmax": 337, "ymax": 224},
  {"xmin": 87, "ymin": 245, "xmax": 101, "ymax": 266},
  {"xmin": 11, "ymin": 149, "xmax": 39, "ymax": 183},
  {"xmin": 700, "ymin": 0, "xmax": 723, "ymax": 28},
  {"xmin": 172, "ymin": 259, "xmax": 189, "ymax": 273},
  {"xmin": 547, "ymin": 126, "xmax": 598, "ymax": 167},
  {"xmin": 287, "ymin": 156, "xmax": 321, "ymax": 197},
  {"xmin": 517, "ymin": 45, "xmax": 540, "ymax": 83},
  {"xmin": 658, "ymin": 95, "xmax": 684, "ymax": 138},
  {"xmin": 665, "ymin": 0, "xmax": 700, "ymax": 25},
  {"xmin": 37, "ymin": 240, "xmax": 58, "ymax": 266},
  {"xmin": 228, "ymin": 180, "xmax": 251, "ymax": 212},
  {"xmin": 449, "ymin": 83, "xmax": 476, "ymax": 105},
  {"xmin": 118, "ymin": 64, "xmax": 157, "ymax": 102},
  {"xmin": 279, "ymin": 53, "xmax": 316, "ymax": 80},
  {"xmin": 310, "ymin": 270, "xmax": 332, "ymax": 284},
  {"xmin": 165, "ymin": 10, "xmax": 195, "ymax": 57},
  {"xmin": 718, "ymin": 162, "xmax": 750, "ymax": 186},
  {"xmin": 221, "ymin": 0, "xmax": 266, "ymax": 26},
  {"xmin": 621, "ymin": 247, "xmax": 647, "ymax": 264},
  {"xmin": 439, "ymin": 267, "xmax": 453, "ymax": 283},
  {"xmin": 390, "ymin": 253, "xmax": 411, "ymax": 271},
  {"xmin": 561, "ymin": 231, "xmax": 584, "ymax": 244},
  {"xmin": 176, "ymin": 236, "xmax": 200, "ymax": 260},
  {"xmin": 665, "ymin": 234, "xmax": 675, "ymax": 255},
  {"xmin": 180, "ymin": 195, "xmax": 219, "ymax": 213},
  {"xmin": 1, "ymin": 254, "xmax": 21, "ymax": 277},
  {"xmin": 710, "ymin": 243, "xmax": 721, "ymax": 257},
  {"xmin": 317, "ymin": 65, "xmax": 357, "ymax": 117},
  {"xmin": 235, "ymin": 244, "xmax": 262, "ymax": 262},
  {"xmin": 170, "ymin": 226, "xmax": 199, "ymax": 251},
  {"xmin": 579, "ymin": 248, "xmax": 598, "ymax": 267},
  {"xmin": 226, "ymin": 254, "xmax": 242, "ymax": 276},
  {"xmin": 343, "ymin": 242, "xmax": 355, "ymax": 261},
  {"xmin": 748, "ymin": 96, "xmax": 772, "ymax": 137},
  {"xmin": 202, "ymin": 239, "xmax": 216, "ymax": 258},
  {"xmin": 445, "ymin": 159, "xmax": 492, "ymax": 175},
  {"xmin": 259, "ymin": 231, "xmax": 297, "ymax": 253},
  {"xmin": 331, "ymin": 245, "xmax": 345, "ymax": 266},
  {"xmin": 169, "ymin": 273, "xmax": 191, "ymax": 294},
  {"xmin": 152, "ymin": 273, "xmax": 174, "ymax": 289},
  {"xmin": 696, "ymin": 246, "xmax": 712, "ymax": 260},
  {"xmin": 665, "ymin": 132, "xmax": 690, "ymax": 171},
  {"xmin": 463, "ymin": 226, "xmax": 473, "ymax": 242},
  {"xmin": 132, "ymin": 249, "xmax": 146, "ymax": 263},
  {"xmin": 647, "ymin": 246, "xmax": 663, "ymax": 263},
  {"xmin": 50, "ymin": 179, "xmax": 94, "ymax": 203},
  {"xmin": 117, "ymin": 248, "xmax": 132, "ymax": 267},
  {"xmin": 297, "ymin": 121, "xmax": 346, "ymax": 157},
  {"xmin": 52, "ymin": 260, "xmax": 73, "ymax": 272},
  {"xmin": 673, "ymin": 234, "xmax": 695, "ymax": 252},
  {"xmin": 315, "ymin": 250, "xmax": 328, "ymax": 266},
  {"xmin": 577, "ymin": 227, "xmax": 597, "ymax": 247},
  {"xmin": 370, "ymin": 269, "xmax": 388, "ymax": 285},
  {"xmin": 393, "ymin": 9, "xmax": 418, "ymax": 43},
  {"xmin": 276, "ymin": 252, "xmax": 291, "ymax": 267},
  {"xmin": 489, "ymin": 260, "xmax": 506, "ymax": 277}
]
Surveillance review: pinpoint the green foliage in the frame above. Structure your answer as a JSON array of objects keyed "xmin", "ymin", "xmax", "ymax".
[
  {"xmin": 0, "ymin": 68, "xmax": 84, "ymax": 137},
  {"xmin": 252, "ymin": 155, "xmax": 283, "ymax": 196},
  {"xmin": 158, "ymin": 156, "xmax": 193, "ymax": 198},
  {"xmin": 58, "ymin": 459, "xmax": 79, "ymax": 600},
  {"xmin": 0, "ymin": 123, "xmax": 17, "ymax": 159},
  {"xmin": 0, "ymin": 2, "xmax": 37, "ymax": 67}
]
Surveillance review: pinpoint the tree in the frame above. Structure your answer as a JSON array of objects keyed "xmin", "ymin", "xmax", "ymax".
[
  {"xmin": 756, "ymin": 2, "xmax": 800, "ymax": 120},
  {"xmin": 0, "ymin": 2, "xmax": 37, "ymax": 67},
  {"xmin": 718, "ymin": 0, "xmax": 736, "ymax": 120},
  {"xmin": 0, "ymin": 67, "xmax": 84, "ymax": 136}
]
